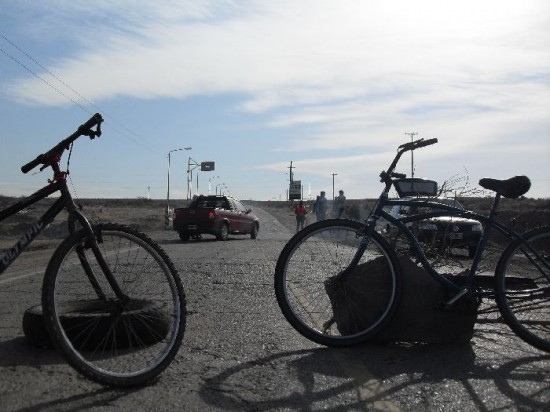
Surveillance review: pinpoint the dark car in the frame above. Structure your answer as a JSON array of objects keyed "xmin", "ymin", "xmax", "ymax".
[{"xmin": 387, "ymin": 197, "xmax": 483, "ymax": 257}]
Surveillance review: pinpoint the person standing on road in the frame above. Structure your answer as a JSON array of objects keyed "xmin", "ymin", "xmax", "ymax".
[
  {"xmin": 313, "ymin": 191, "xmax": 328, "ymax": 221},
  {"xmin": 295, "ymin": 200, "xmax": 307, "ymax": 232},
  {"xmin": 334, "ymin": 190, "xmax": 346, "ymax": 218}
]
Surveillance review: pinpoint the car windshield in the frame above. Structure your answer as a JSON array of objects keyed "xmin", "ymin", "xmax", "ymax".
[{"xmin": 190, "ymin": 197, "xmax": 228, "ymax": 209}]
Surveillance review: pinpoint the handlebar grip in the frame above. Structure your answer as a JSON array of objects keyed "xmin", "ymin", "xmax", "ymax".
[
  {"xmin": 398, "ymin": 137, "xmax": 438, "ymax": 152},
  {"xmin": 416, "ymin": 138, "xmax": 438, "ymax": 149},
  {"xmin": 21, "ymin": 155, "xmax": 44, "ymax": 174},
  {"xmin": 78, "ymin": 113, "xmax": 103, "ymax": 135}
]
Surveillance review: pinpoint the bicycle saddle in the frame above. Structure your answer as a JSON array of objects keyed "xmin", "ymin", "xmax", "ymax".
[{"xmin": 478, "ymin": 176, "xmax": 531, "ymax": 199}]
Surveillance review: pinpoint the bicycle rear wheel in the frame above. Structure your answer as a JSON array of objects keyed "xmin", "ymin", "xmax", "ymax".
[
  {"xmin": 275, "ymin": 219, "xmax": 402, "ymax": 347},
  {"xmin": 496, "ymin": 226, "xmax": 550, "ymax": 352},
  {"xmin": 42, "ymin": 223, "xmax": 186, "ymax": 387}
]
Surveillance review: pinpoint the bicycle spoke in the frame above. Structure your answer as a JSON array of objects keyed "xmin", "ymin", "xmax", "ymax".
[
  {"xmin": 43, "ymin": 224, "xmax": 186, "ymax": 386},
  {"xmin": 497, "ymin": 226, "xmax": 550, "ymax": 352},
  {"xmin": 275, "ymin": 220, "xmax": 401, "ymax": 346}
]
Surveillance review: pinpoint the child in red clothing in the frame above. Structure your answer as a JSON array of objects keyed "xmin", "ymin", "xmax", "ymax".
[{"xmin": 295, "ymin": 201, "xmax": 307, "ymax": 232}]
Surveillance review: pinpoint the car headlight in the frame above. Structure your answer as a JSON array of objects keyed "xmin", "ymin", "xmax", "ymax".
[{"xmin": 472, "ymin": 223, "xmax": 483, "ymax": 232}]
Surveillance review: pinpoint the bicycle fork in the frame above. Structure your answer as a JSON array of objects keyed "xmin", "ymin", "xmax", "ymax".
[
  {"xmin": 70, "ymin": 211, "xmax": 129, "ymax": 304},
  {"xmin": 339, "ymin": 217, "xmax": 379, "ymax": 277}
]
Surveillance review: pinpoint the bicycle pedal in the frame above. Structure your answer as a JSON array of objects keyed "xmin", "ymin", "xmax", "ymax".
[
  {"xmin": 438, "ymin": 290, "xmax": 480, "ymax": 315},
  {"xmin": 322, "ymin": 317, "xmax": 335, "ymax": 333},
  {"xmin": 445, "ymin": 288, "xmax": 469, "ymax": 306},
  {"xmin": 436, "ymin": 302, "xmax": 455, "ymax": 312}
]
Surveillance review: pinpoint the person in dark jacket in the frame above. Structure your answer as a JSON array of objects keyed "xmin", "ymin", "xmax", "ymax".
[{"xmin": 313, "ymin": 191, "xmax": 327, "ymax": 221}]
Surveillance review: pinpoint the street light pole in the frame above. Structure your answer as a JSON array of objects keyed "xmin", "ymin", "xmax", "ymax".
[
  {"xmin": 331, "ymin": 172, "xmax": 338, "ymax": 202},
  {"xmin": 166, "ymin": 147, "xmax": 191, "ymax": 228},
  {"xmin": 209, "ymin": 176, "xmax": 219, "ymax": 195}
]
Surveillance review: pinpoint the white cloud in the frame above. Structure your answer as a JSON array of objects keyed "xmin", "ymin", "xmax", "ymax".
[
  {"xmin": 2, "ymin": 0, "xmax": 549, "ymax": 198},
  {"xmin": 6, "ymin": 0, "xmax": 549, "ymax": 107}
]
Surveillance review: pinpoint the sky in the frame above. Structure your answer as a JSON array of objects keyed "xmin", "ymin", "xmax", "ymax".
[{"xmin": 1, "ymin": 0, "xmax": 549, "ymax": 202}]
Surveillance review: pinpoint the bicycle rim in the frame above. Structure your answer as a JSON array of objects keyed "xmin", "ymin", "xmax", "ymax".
[
  {"xmin": 496, "ymin": 226, "xmax": 550, "ymax": 352},
  {"xmin": 42, "ymin": 224, "xmax": 186, "ymax": 387},
  {"xmin": 275, "ymin": 219, "xmax": 401, "ymax": 347}
]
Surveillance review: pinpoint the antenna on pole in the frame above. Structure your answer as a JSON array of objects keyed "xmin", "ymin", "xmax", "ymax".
[{"xmin": 404, "ymin": 132, "xmax": 418, "ymax": 178}]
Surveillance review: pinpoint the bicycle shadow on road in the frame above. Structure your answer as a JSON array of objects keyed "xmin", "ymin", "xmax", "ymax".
[
  {"xmin": 198, "ymin": 345, "xmax": 549, "ymax": 410},
  {"xmin": 0, "ymin": 336, "xmax": 64, "ymax": 368},
  {"xmin": 0, "ymin": 336, "xmax": 149, "ymax": 411}
]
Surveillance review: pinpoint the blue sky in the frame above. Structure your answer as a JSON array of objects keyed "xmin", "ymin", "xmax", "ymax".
[{"xmin": 1, "ymin": 0, "xmax": 549, "ymax": 201}]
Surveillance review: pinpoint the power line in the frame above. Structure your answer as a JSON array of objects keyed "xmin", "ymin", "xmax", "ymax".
[
  {"xmin": 0, "ymin": 41, "xmax": 91, "ymax": 114},
  {"xmin": 0, "ymin": 33, "xmax": 161, "ymax": 154}
]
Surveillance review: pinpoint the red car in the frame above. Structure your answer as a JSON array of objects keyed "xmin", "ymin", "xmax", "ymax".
[{"xmin": 173, "ymin": 195, "xmax": 259, "ymax": 241}]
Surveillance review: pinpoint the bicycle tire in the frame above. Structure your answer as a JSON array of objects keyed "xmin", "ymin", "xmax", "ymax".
[
  {"xmin": 42, "ymin": 223, "xmax": 186, "ymax": 387},
  {"xmin": 274, "ymin": 219, "xmax": 402, "ymax": 347},
  {"xmin": 495, "ymin": 226, "xmax": 550, "ymax": 353}
]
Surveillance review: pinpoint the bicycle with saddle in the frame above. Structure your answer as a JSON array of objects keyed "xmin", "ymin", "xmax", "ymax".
[
  {"xmin": 0, "ymin": 114, "xmax": 187, "ymax": 387},
  {"xmin": 275, "ymin": 138, "xmax": 549, "ymax": 352}
]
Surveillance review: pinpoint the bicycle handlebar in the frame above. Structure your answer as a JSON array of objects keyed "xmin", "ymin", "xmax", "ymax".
[
  {"xmin": 416, "ymin": 137, "xmax": 438, "ymax": 149},
  {"xmin": 398, "ymin": 137, "xmax": 438, "ymax": 152},
  {"xmin": 21, "ymin": 113, "xmax": 104, "ymax": 174},
  {"xmin": 380, "ymin": 137, "xmax": 438, "ymax": 184}
]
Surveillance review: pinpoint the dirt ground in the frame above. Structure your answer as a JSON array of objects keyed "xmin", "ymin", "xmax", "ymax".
[{"xmin": 1, "ymin": 195, "xmax": 548, "ymax": 259}]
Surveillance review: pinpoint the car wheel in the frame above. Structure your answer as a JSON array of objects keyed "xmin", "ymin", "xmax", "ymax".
[
  {"xmin": 217, "ymin": 224, "xmax": 229, "ymax": 241},
  {"xmin": 178, "ymin": 232, "xmax": 190, "ymax": 242},
  {"xmin": 250, "ymin": 223, "xmax": 258, "ymax": 239}
]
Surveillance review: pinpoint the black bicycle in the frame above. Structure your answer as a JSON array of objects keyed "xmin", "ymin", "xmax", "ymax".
[
  {"xmin": 275, "ymin": 138, "xmax": 549, "ymax": 352},
  {"xmin": 0, "ymin": 114, "xmax": 187, "ymax": 387}
]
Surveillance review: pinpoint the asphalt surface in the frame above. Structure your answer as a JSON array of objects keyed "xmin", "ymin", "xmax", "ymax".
[{"xmin": 0, "ymin": 206, "xmax": 548, "ymax": 411}]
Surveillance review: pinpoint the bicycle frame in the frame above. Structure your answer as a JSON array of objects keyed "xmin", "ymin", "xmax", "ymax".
[
  {"xmin": 0, "ymin": 179, "xmax": 74, "ymax": 275},
  {"xmin": 341, "ymin": 139, "xmax": 535, "ymax": 300},
  {"xmin": 0, "ymin": 174, "xmax": 126, "ymax": 301},
  {"xmin": 368, "ymin": 193, "xmax": 526, "ymax": 294}
]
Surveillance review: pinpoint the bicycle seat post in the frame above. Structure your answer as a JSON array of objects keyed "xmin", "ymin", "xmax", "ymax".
[
  {"xmin": 463, "ymin": 192, "xmax": 502, "ymax": 286},
  {"xmin": 488, "ymin": 193, "xmax": 502, "ymax": 221},
  {"xmin": 478, "ymin": 193, "xmax": 501, "ymax": 246}
]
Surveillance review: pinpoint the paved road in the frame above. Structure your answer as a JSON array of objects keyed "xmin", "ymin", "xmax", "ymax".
[{"xmin": 0, "ymin": 206, "xmax": 548, "ymax": 411}]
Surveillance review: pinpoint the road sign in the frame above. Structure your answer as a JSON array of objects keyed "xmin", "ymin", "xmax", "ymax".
[
  {"xmin": 201, "ymin": 161, "xmax": 215, "ymax": 171},
  {"xmin": 289, "ymin": 180, "xmax": 301, "ymax": 200}
]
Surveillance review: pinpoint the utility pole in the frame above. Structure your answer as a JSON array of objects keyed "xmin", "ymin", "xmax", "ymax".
[
  {"xmin": 287, "ymin": 161, "xmax": 295, "ymax": 203},
  {"xmin": 404, "ymin": 132, "xmax": 418, "ymax": 178},
  {"xmin": 288, "ymin": 161, "xmax": 294, "ymax": 183}
]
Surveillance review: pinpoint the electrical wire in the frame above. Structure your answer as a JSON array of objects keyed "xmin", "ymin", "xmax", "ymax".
[{"xmin": 0, "ymin": 33, "xmax": 162, "ymax": 155}]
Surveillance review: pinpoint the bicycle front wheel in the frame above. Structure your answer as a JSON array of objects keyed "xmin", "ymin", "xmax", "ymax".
[
  {"xmin": 496, "ymin": 226, "xmax": 550, "ymax": 352},
  {"xmin": 42, "ymin": 223, "xmax": 186, "ymax": 387},
  {"xmin": 275, "ymin": 219, "xmax": 402, "ymax": 347}
]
